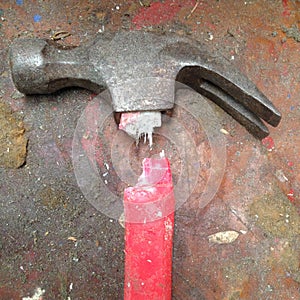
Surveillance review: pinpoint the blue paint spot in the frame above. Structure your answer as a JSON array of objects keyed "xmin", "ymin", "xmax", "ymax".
[
  {"xmin": 290, "ymin": 106, "xmax": 295, "ymax": 111},
  {"xmin": 16, "ymin": 0, "xmax": 23, "ymax": 5},
  {"xmin": 33, "ymin": 14, "xmax": 42, "ymax": 22},
  {"xmin": 287, "ymin": 93, "xmax": 291, "ymax": 99}
]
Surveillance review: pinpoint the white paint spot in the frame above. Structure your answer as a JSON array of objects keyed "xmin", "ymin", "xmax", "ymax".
[
  {"xmin": 22, "ymin": 287, "xmax": 45, "ymax": 300},
  {"xmin": 156, "ymin": 211, "xmax": 162, "ymax": 218}
]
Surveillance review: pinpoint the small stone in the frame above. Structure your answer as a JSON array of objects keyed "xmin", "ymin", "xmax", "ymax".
[{"xmin": 208, "ymin": 230, "xmax": 239, "ymax": 244}]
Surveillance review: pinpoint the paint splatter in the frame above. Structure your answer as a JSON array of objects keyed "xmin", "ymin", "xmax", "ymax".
[
  {"xmin": 132, "ymin": 0, "xmax": 195, "ymax": 29},
  {"xmin": 262, "ymin": 136, "xmax": 275, "ymax": 151},
  {"xmin": 16, "ymin": 0, "xmax": 23, "ymax": 5},
  {"xmin": 33, "ymin": 14, "xmax": 42, "ymax": 22},
  {"xmin": 287, "ymin": 189, "xmax": 295, "ymax": 203},
  {"xmin": 22, "ymin": 287, "xmax": 45, "ymax": 300},
  {"xmin": 282, "ymin": 0, "xmax": 291, "ymax": 16}
]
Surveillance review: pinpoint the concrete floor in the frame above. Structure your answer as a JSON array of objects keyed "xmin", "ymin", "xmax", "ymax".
[{"xmin": 0, "ymin": 0, "xmax": 299, "ymax": 299}]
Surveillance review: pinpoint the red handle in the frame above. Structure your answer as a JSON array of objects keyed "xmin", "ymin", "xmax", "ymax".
[{"xmin": 124, "ymin": 157, "xmax": 175, "ymax": 300}]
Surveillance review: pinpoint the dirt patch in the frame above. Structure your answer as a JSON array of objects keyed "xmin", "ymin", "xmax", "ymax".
[
  {"xmin": 0, "ymin": 102, "xmax": 27, "ymax": 168},
  {"xmin": 249, "ymin": 187, "xmax": 300, "ymax": 238},
  {"xmin": 38, "ymin": 186, "xmax": 68, "ymax": 210}
]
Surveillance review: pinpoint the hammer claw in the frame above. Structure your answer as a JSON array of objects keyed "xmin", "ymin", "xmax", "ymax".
[{"xmin": 198, "ymin": 80, "xmax": 270, "ymax": 139}]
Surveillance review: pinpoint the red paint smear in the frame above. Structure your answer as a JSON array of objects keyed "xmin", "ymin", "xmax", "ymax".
[
  {"xmin": 268, "ymin": 42, "xmax": 277, "ymax": 58},
  {"xmin": 80, "ymin": 101, "xmax": 105, "ymax": 170},
  {"xmin": 203, "ymin": 20, "xmax": 217, "ymax": 31},
  {"xmin": 287, "ymin": 161, "xmax": 294, "ymax": 167},
  {"xmin": 0, "ymin": 287, "xmax": 20, "ymax": 300},
  {"xmin": 24, "ymin": 250, "xmax": 36, "ymax": 263},
  {"xmin": 262, "ymin": 136, "xmax": 275, "ymax": 151},
  {"xmin": 81, "ymin": 132, "xmax": 104, "ymax": 171},
  {"xmin": 281, "ymin": 65, "xmax": 289, "ymax": 77},
  {"xmin": 119, "ymin": 112, "xmax": 140, "ymax": 130},
  {"xmin": 132, "ymin": 0, "xmax": 196, "ymax": 29},
  {"xmin": 282, "ymin": 0, "xmax": 291, "ymax": 16},
  {"xmin": 287, "ymin": 188, "xmax": 295, "ymax": 203},
  {"xmin": 89, "ymin": 93, "xmax": 97, "ymax": 101},
  {"xmin": 27, "ymin": 270, "xmax": 41, "ymax": 281}
]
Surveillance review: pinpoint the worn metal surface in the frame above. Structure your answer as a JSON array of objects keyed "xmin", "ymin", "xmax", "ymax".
[
  {"xmin": 0, "ymin": 1, "xmax": 299, "ymax": 299},
  {"xmin": 10, "ymin": 31, "xmax": 281, "ymax": 139}
]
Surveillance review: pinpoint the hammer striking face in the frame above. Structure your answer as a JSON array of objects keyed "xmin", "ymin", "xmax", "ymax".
[{"xmin": 9, "ymin": 31, "xmax": 281, "ymax": 140}]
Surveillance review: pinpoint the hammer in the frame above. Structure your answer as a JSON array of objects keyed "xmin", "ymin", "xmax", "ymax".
[{"xmin": 9, "ymin": 30, "xmax": 281, "ymax": 140}]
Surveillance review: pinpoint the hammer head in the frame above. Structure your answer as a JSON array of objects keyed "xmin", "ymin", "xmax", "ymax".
[{"xmin": 9, "ymin": 31, "xmax": 281, "ymax": 140}]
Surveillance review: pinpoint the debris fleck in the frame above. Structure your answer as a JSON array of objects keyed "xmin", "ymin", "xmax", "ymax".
[
  {"xmin": 67, "ymin": 236, "xmax": 77, "ymax": 242},
  {"xmin": 119, "ymin": 212, "xmax": 125, "ymax": 228},
  {"xmin": 220, "ymin": 128, "xmax": 230, "ymax": 135},
  {"xmin": 208, "ymin": 32, "xmax": 214, "ymax": 40},
  {"xmin": 51, "ymin": 31, "xmax": 71, "ymax": 41},
  {"xmin": 186, "ymin": 0, "xmax": 200, "ymax": 19},
  {"xmin": 275, "ymin": 169, "xmax": 288, "ymax": 182}
]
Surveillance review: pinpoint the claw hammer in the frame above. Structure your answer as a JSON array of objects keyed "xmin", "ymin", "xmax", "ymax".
[{"xmin": 10, "ymin": 31, "xmax": 281, "ymax": 140}]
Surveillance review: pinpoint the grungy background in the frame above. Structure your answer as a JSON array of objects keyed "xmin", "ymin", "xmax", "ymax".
[{"xmin": 0, "ymin": 0, "xmax": 299, "ymax": 299}]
